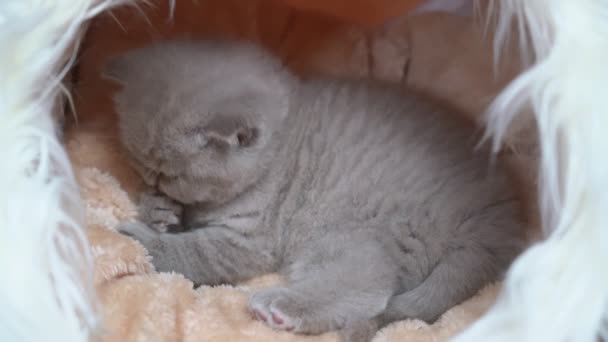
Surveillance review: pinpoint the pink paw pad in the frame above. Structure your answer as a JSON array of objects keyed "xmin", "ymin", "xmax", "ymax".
[
  {"xmin": 271, "ymin": 310, "xmax": 294, "ymax": 330},
  {"xmin": 252, "ymin": 309, "xmax": 267, "ymax": 322},
  {"xmin": 271, "ymin": 311, "xmax": 284, "ymax": 324}
]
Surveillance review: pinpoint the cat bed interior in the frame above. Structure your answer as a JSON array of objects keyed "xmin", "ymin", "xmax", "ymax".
[{"xmin": 64, "ymin": 0, "xmax": 538, "ymax": 340}]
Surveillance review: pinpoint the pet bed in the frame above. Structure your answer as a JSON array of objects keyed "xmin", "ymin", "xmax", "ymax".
[
  {"xmin": 3, "ymin": 0, "xmax": 605, "ymax": 341},
  {"xmin": 65, "ymin": 1, "xmax": 536, "ymax": 341}
]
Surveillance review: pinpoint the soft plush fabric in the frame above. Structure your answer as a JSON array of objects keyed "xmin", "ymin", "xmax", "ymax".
[{"xmin": 66, "ymin": 1, "xmax": 536, "ymax": 340}]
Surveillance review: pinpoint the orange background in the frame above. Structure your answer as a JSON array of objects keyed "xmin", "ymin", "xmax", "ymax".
[{"xmin": 284, "ymin": 0, "xmax": 426, "ymax": 25}]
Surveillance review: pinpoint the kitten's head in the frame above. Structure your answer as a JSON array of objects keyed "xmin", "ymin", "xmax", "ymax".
[{"xmin": 103, "ymin": 40, "xmax": 294, "ymax": 205}]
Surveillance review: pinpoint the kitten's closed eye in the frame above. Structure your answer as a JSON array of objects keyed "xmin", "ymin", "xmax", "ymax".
[
  {"xmin": 236, "ymin": 127, "xmax": 258, "ymax": 148},
  {"xmin": 200, "ymin": 113, "xmax": 260, "ymax": 149},
  {"xmin": 191, "ymin": 125, "xmax": 259, "ymax": 150},
  {"xmin": 182, "ymin": 117, "xmax": 258, "ymax": 151}
]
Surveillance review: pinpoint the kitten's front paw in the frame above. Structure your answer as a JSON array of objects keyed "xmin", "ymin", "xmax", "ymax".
[
  {"xmin": 116, "ymin": 221, "xmax": 159, "ymax": 250},
  {"xmin": 138, "ymin": 191, "xmax": 183, "ymax": 233},
  {"xmin": 249, "ymin": 288, "xmax": 376, "ymax": 340}
]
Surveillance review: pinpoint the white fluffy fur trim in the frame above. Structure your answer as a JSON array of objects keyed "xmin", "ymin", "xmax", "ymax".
[
  {"xmin": 413, "ymin": 0, "xmax": 474, "ymax": 15},
  {"xmin": 0, "ymin": 0, "xmax": 125, "ymax": 341},
  {"xmin": 454, "ymin": 1, "xmax": 608, "ymax": 341}
]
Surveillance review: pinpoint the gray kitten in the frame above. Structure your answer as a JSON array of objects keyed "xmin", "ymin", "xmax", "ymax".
[{"xmin": 105, "ymin": 40, "xmax": 526, "ymax": 341}]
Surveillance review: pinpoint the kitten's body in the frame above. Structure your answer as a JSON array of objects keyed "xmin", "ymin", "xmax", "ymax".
[{"xmin": 106, "ymin": 40, "xmax": 526, "ymax": 341}]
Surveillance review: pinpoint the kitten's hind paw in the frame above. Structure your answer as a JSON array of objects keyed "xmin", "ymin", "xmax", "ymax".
[{"xmin": 249, "ymin": 288, "xmax": 299, "ymax": 332}]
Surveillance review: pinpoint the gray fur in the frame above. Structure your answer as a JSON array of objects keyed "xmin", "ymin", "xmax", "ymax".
[{"xmin": 106, "ymin": 40, "xmax": 527, "ymax": 341}]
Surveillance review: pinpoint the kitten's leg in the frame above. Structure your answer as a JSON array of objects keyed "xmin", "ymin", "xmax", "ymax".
[
  {"xmin": 117, "ymin": 222, "xmax": 275, "ymax": 286},
  {"xmin": 138, "ymin": 187, "xmax": 183, "ymax": 233},
  {"xmin": 338, "ymin": 319, "xmax": 380, "ymax": 342},
  {"xmin": 249, "ymin": 234, "xmax": 397, "ymax": 338},
  {"xmin": 379, "ymin": 244, "xmax": 510, "ymax": 326}
]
